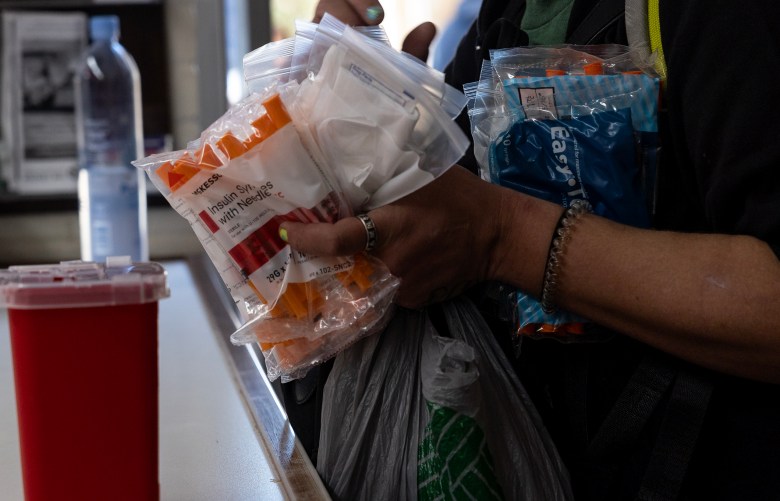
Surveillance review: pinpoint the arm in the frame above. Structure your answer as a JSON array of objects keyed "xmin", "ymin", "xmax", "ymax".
[
  {"xmin": 501, "ymin": 193, "xmax": 780, "ymax": 384},
  {"xmin": 279, "ymin": 166, "xmax": 780, "ymax": 384}
]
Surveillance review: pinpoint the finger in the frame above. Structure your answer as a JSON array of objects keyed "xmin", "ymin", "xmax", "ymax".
[
  {"xmin": 313, "ymin": 1, "xmax": 361, "ymax": 25},
  {"xmin": 348, "ymin": 0, "xmax": 384, "ymax": 24},
  {"xmin": 400, "ymin": 22, "xmax": 436, "ymax": 62},
  {"xmin": 280, "ymin": 218, "xmax": 367, "ymax": 257},
  {"xmin": 313, "ymin": 0, "xmax": 384, "ymax": 25}
]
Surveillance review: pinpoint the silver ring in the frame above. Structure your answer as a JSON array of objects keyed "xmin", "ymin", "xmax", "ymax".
[{"xmin": 356, "ymin": 213, "xmax": 378, "ymax": 252}]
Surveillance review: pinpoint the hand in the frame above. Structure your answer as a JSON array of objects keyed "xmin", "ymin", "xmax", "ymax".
[
  {"xmin": 280, "ymin": 166, "xmax": 526, "ymax": 309},
  {"xmin": 400, "ymin": 22, "xmax": 437, "ymax": 62},
  {"xmin": 313, "ymin": 0, "xmax": 385, "ymax": 25},
  {"xmin": 312, "ymin": 1, "xmax": 436, "ymax": 61}
]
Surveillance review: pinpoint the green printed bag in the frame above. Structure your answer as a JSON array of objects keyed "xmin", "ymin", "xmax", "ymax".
[{"xmin": 417, "ymin": 330, "xmax": 505, "ymax": 501}]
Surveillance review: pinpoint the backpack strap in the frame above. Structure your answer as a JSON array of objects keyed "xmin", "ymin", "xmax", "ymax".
[
  {"xmin": 635, "ymin": 369, "xmax": 713, "ymax": 501},
  {"xmin": 585, "ymin": 353, "xmax": 677, "ymax": 498},
  {"xmin": 586, "ymin": 354, "xmax": 674, "ymax": 459},
  {"xmin": 585, "ymin": 352, "xmax": 713, "ymax": 500}
]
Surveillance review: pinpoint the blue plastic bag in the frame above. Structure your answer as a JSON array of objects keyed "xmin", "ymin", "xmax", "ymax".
[{"xmin": 490, "ymin": 72, "xmax": 659, "ymax": 338}]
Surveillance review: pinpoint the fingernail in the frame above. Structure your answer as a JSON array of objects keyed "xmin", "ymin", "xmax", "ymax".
[
  {"xmin": 279, "ymin": 228, "xmax": 288, "ymax": 242},
  {"xmin": 365, "ymin": 5, "xmax": 383, "ymax": 22}
]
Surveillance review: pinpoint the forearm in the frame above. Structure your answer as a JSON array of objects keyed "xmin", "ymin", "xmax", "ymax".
[{"xmin": 495, "ymin": 192, "xmax": 780, "ymax": 383}]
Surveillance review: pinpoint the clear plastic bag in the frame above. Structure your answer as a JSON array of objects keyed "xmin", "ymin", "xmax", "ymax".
[
  {"xmin": 464, "ymin": 59, "xmax": 515, "ymax": 182},
  {"xmin": 465, "ymin": 45, "xmax": 661, "ymax": 339},
  {"xmin": 133, "ymin": 85, "xmax": 400, "ymax": 381},
  {"xmin": 317, "ymin": 296, "xmax": 573, "ymax": 500},
  {"xmin": 243, "ymin": 36, "xmax": 297, "ymax": 93},
  {"xmin": 294, "ymin": 14, "xmax": 470, "ymax": 210},
  {"xmin": 243, "ymin": 20, "xmax": 391, "ymax": 93},
  {"xmin": 243, "ymin": 15, "xmax": 470, "ymax": 212},
  {"xmin": 136, "ymin": 20, "xmax": 470, "ymax": 381},
  {"xmin": 489, "ymin": 44, "xmax": 654, "ymax": 79},
  {"xmin": 306, "ymin": 13, "xmax": 465, "ymax": 116}
]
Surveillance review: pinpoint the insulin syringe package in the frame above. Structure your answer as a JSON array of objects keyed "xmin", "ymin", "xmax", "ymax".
[
  {"xmin": 134, "ymin": 87, "xmax": 399, "ymax": 382},
  {"xmin": 466, "ymin": 45, "xmax": 661, "ymax": 340},
  {"xmin": 135, "ymin": 18, "xmax": 469, "ymax": 381}
]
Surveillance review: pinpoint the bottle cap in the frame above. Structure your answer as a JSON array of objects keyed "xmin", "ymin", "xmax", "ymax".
[
  {"xmin": 90, "ymin": 15, "xmax": 120, "ymax": 41},
  {"xmin": 0, "ymin": 260, "xmax": 169, "ymax": 309}
]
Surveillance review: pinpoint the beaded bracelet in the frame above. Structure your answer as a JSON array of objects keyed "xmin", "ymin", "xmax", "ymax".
[{"xmin": 540, "ymin": 199, "xmax": 593, "ymax": 314}]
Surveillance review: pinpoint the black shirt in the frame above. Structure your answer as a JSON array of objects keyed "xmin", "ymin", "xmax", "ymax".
[
  {"xmin": 659, "ymin": 1, "xmax": 780, "ymax": 257},
  {"xmin": 445, "ymin": 1, "xmax": 780, "ymax": 499}
]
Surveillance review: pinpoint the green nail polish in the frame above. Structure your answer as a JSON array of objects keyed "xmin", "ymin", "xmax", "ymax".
[
  {"xmin": 279, "ymin": 228, "xmax": 288, "ymax": 242},
  {"xmin": 365, "ymin": 5, "xmax": 383, "ymax": 22}
]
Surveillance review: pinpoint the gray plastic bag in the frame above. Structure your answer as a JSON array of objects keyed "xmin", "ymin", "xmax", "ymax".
[{"xmin": 317, "ymin": 296, "xmax": 572, "ymax": 500}]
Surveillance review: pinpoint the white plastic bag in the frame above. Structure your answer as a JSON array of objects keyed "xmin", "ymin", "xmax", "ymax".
[{"xmin": 317, "ymin": 296, "xmax": 573, "ymax": 500}]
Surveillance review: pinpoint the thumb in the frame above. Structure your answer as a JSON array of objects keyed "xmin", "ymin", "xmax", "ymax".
[
  {"xmin": 280, "ymin": 217, "xmax": 367, "ymax": 257},
  {"xmin": 401, "ymin": 22, "xmax": 437, "ymax": 62}
]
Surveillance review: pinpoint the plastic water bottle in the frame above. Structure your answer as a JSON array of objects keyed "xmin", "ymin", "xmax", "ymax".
[{"xmin": 74, "ymin": 15, "xmax": 148, "ymax": 262}]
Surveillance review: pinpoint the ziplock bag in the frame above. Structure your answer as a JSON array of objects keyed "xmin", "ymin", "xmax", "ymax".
[
  {"xmin": 309, "ymin": 14, "xmax": 467, "ymax": 119},
  {"xmin": 318, "ymin": 297, "xmax": 573, "ymax": 500},
  {"xmin": 466, "ymin": 46, "xmax": 660, "ymax": 339},
  {"xmin": 490, "ymin": 44, "xmax": 653, "ymax": 77},
  {"xmin": 291, "ymin": 14, "xmax": 470, "ymax": 210},
  {"xmin": 289, "ymin": 20, "xmax": 391, "ymax": 84},
  {"xmin": 243, "ymin": 20, "xmax": 390, "ymax": 93},
  {"xmin": 134, "ymin": 84, "xmax": 400, "ymax": 381},
  {"xmin": 243, "ymin": 36, "xmax": 297, "ymax": 93},
  {"xmin": 490, "ymin": 45, "xmax": 660, "ymax": 220},
  {"xmin": 464, "ymin": 59, "xmax": 516, "ymax": 182},
  {"xmin": 487, "ymin": 44, "xmax": 659, "ymax": 209}
]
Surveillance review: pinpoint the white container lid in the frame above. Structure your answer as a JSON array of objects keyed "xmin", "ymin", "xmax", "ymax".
[{"xmin": 0, "ymin": 257, "xmax": 169, "ymax": 309}]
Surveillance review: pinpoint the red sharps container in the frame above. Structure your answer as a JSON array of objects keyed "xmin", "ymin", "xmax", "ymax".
[{"xmin": 0, "ymin": 257, "xmax": 169, "ymax": 501}]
